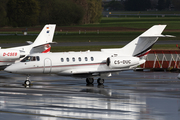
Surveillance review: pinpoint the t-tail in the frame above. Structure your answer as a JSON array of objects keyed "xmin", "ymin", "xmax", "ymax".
[
  {"xmin": 29, "ymin": 24, "xmax": 56, "ymax": 54},
  {"xmin": 121, "ymin": 25, "xmax": 174, "ymax": 57}
]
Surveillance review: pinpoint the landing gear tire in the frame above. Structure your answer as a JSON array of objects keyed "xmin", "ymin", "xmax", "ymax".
[
  {"xmin": 97, "ymin": 78, "xmax": 104, "ymax": 85},
  {"xmin": 24, "ymin": 80, "xmax": 31, "ymax": 86},
  {"xmin": 23, "ymin": 75, "xmax": 31, "ymax": 87},
  {"xmin": 86, "ymin": 78, "xmax": 94, "ymax": 84}
]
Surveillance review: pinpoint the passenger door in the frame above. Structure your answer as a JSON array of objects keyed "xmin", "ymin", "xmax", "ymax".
[{"xmin": 44, "ymin": 58, "xmax": 52, "ymax": 73}]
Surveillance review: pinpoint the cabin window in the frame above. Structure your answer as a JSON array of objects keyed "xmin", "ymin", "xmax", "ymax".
[
  {"xmin": 61, "ymin": 58, "xmax": 64, "ymax": 62},
  {"xmin": 78, "ymin": 57, "xmax": 81, "ymax": 61},
  {"xmin": 85, "ymin": 57, "xmax": 88, "ymax": 61},
  {"xmin": 66, "ymin": 58, "xmax": 69, "ymax": 62},
  {"xmin": 91, "ymin": 57, "xmax": 94, "ymax": 61},
  {"xmin": 72, "ymin": 57, "xmax": 75, "ymax": 62}
]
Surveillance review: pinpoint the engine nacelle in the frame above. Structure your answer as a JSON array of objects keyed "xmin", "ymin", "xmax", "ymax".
[
  {"xmin": 107, "ymin": 56, "xmax": 140, "ymax": 69},
  {"xmin": 0, "ymin": 49, "xmax": 21, "ymax": 60}
]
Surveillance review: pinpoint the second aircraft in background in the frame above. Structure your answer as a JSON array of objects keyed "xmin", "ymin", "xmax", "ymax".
[{"xmin": 0, "ymin": 24, "xmax": 56, "ymax": 70}]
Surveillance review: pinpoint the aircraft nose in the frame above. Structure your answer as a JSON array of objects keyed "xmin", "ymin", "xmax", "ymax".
[{"xmin": 4, "ymin": 65, "xmax": 16, "ymax": 73}]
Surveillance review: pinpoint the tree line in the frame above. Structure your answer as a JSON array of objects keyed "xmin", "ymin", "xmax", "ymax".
[
  {"xmin": 104, "ymin": 0, "xmax": 180, "ymax": 11},
  {"xmin": 0, "ymin": 0, "xmax": 102, "ymax": 27}
]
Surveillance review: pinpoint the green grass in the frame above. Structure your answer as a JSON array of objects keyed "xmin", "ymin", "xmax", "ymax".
[
  {"xmin": 0, "ymin": 16, "xmax": 180, "ymax": 50},
  {"xmin": 50, "ymin": 44, "xmax": 179, "ymax": 52},
  {"xmin": 1, "ymin": 16, "xmax": 180, "ymax": 30},
  {"xmin": 81, "ymin": 17, "xmax": 180, "ymax": 29},
  {"xmin": 54, "ymin": 32, "xmax": 139, "ymax": 42},
  {"xmin": 109, "ymin": 11, "xmax": 180, "ymax": 14},
  {"xmin": 0, "ymin": 35, "xmax": 36, "ymax": 43},
  {"xmin": 0, "ymin": 31, "xmax": 178, "ymax": 44},
  {"xmin": 51, "ymin": 45, "xmax": 123, "ymax": 52}
]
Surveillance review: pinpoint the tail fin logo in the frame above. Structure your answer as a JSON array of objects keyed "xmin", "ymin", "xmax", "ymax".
[
  {"xmin": 47, "ymin": 27, "xmax": 49, "ymax": 33},
  {"xmin": 42, "ymin": 44, "xmax": 51, "ymax": 53}
]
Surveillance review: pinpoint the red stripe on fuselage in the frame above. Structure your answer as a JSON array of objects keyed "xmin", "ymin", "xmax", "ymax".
[{"xmin": 25, "ymin": 62, "xmax": 106, "ymax": 69}]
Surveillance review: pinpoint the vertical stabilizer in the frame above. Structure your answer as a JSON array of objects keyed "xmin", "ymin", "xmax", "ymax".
[
  {"xmin": 121, "ymin": 25, "xmax": 169, "ymax": 57},
  {"xmin": 32, "ymin": 24, "xmax": 56, "ymax": 47}
]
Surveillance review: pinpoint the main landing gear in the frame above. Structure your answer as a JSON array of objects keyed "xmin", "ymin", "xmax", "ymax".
[
  {"xmin": 86, "ymin": 78, "xmax": 94, "ymax": 84},
  {"xmin": 97, "ymin": 78, "xmax": 104, "ymax": 84},
  {"xmin": 23, "ymin": 75, "xmax": 32, "ymax": 87},
  {"xmin": 86, "ymin": 78, "xmax": 104, "ymax": 85}
]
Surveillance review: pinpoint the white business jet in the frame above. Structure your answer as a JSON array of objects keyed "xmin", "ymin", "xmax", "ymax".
[
  {"xmin": 5, "ymin": 25, "xmax": 173, "ymax": 86},
  {"xmin": 0, "ymin": 24, "xmax": 56, "ymax": 70}
]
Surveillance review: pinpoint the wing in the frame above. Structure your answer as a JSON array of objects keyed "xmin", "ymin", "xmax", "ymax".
[{"xmin": 58, "ymin": 68, "xmax": 130, "ymax": 78}]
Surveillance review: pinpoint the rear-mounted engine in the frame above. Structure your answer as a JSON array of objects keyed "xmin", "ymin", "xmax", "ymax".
[{"xmin": 107, "ymin": 56, "xmax": 140, "ymax": 69}]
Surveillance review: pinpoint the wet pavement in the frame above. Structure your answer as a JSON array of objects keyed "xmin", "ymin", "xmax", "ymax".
[{"xmin": 0, "ymin": 70, "xmax": 180, "ymax": 120}]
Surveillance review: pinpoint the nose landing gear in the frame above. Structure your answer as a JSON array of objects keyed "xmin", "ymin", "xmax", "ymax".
[{"xmin": 23, "ymin": 75, "xmax": 32, "ymax": 87}]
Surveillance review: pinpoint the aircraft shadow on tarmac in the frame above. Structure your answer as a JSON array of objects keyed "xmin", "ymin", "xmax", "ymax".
[
  {"xmin": 80, "ymin": 84, "xmax": 112, "ymax": 97},
  {"xmin": 0, "ymin": 76, "xmax": 9, "ymax": 79}
]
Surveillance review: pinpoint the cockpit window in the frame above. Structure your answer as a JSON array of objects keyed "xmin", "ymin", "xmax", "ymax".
[
  {"xmin": 31, "ymin": 56, "xmax": 36, "ymax": 61},
  {"xmin": 21, "ymin": 56, "xmax": 31, "ymax": 62},
  {"xmin": 21, "ymin": 56, "xmax": 40, "ymax": 62},
  {"xmin": 37, "ymin": 56, "xmax": 40, "ymax": 61}
]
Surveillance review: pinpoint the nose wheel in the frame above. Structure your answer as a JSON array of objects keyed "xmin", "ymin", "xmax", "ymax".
[
  {"xmin": 24, "ymin": 75, "xmax": 31, "ymax": 86},
  {"xmin": 24, "ymin": 80, "xmax": 31, "ymax": 86}
]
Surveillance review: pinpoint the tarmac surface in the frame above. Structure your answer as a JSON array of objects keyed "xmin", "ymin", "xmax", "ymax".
[{"xmin": 0, "ymin": 70, "xmax": 180, "ymax": 120}]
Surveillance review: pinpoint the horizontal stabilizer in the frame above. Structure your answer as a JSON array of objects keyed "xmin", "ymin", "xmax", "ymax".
[
  {"xmin": 32, "ymin": 42, "xmax": 57, "ymax": 48},
  {"xmin": 140, "ymin": 34, "xmax": 175, "ymax": 38},
  {"xmin": 26, "ymin": 41, "xmax": 33, "ymax": 44},
  {"xmin": 140, "ymin": 25, "xmax": 167, "ymax": 36}
]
